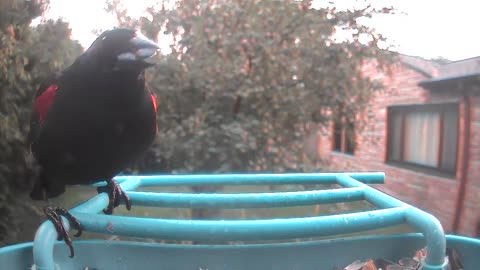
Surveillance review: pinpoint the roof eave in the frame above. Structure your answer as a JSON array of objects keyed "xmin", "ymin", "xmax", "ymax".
[{"xmin": 418, "ymin": 73, "xmax": 480, "ymax": 90}]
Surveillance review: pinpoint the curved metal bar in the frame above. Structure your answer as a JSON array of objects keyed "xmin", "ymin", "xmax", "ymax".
[
  {"xmin": 336, "ymin": 174, "xmax": 447, "ymax": 270},
  {"xmin": 406, "ymin": 208, "xmax": 447, "ymax": 269},
  {"xmin": 70, "ymin": 207, "xmax": 409, "ymax": 241},
  {"xmin": 32, "ymin": 178, "xmax": 141, "ymax": 270}
]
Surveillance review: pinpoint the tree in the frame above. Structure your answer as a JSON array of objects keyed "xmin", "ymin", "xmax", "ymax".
[
  {"xmin": 106, "ymin": 0, "xmax": 393, "ymax": 174},
  {"xmin": 0, "ymin": 0, "xmax": 396, "ymax": 245},
  {"xmin": 102, "ymin": 0, "xmax": 394, "ymax": 222},
  {"xmin": 430, "ymin": 56, "xmax": 451, "ymax": 65},
  {"xmin": 0, "ymin": 0, "xmax": 82, "ymax": 245}
]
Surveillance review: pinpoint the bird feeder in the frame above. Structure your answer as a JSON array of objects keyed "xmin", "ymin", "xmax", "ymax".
[{"xmin": 1, "ymin": 172, "xmax": 479, "ymax": 269}]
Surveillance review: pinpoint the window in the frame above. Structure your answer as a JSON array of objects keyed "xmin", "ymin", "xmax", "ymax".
[
  {"xmin": 386, "ymin": 103, "xmax": 458, "ymax": 175},
  {"xmin": 333, "ymin": 119, "xmax": 355, "ymax": 155}
]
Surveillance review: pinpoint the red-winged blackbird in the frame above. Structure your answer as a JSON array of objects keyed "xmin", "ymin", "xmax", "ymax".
[{"xmin": 28, "ymin": 28, "xmax": 159, "ymax": 257}]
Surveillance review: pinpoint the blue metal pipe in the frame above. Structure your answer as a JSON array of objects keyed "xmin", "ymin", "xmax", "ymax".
[
  {"xmin": 406, "ymin": 208, "xmax": 447, "ymax": 269},
  {"xmin": 108, "ymin": 172, "xmax": 385, "ymax": 186},
  {"xmin": 336, "ymin": 174, "xmax": 447, "ymax": 269},
  {"xmin": 126, "ymin": 187, "xmax": 365, "ymax": 208},
  {"xmin": 32, "ymin": 221, "xmax": 62, "ymax": 270},
  {"xmin": 70, "ymin": 207, "xmax": 409, "ymax": 241},
  {"xmin": 32, "ymin": 179, "xmax": 140, "ymax": 270},
  {"xmin": 31, "ymin": 172, "xmax": 448, "ymax": 270},
  {"xmin": 335, "ymin": 174, "xmax": 406, "ymax": 208},
  {"xmin": 73, "ymin": 177, "xmax": 141, "ymax": 213}
]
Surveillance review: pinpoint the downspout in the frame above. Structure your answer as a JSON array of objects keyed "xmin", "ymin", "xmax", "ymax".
[{"xmin": 452, "ymin": 95, "xmax": 471, "ymax": 233}]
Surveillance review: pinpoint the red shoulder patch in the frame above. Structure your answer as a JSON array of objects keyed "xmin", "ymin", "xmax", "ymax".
[
  {"xmin": 34, "ymin": 84, "xmax": 59, "ymax": 122},
  {"xmin": 150, "ymin": 94, "xmax": 158, "ymax": 112}
]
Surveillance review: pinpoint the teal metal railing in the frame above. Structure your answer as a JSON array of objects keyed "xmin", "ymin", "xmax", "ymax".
[{"xmin": 32, "ymin": 172, "xmax": 448, "ymax": 270}]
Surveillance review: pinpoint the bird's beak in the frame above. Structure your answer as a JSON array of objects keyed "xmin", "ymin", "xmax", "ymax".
[{"xmin": 117, "ymin": 32, "xmax": 160, "ymax": 66}]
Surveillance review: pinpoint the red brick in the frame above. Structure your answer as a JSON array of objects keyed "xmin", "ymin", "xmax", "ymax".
[{"xmin": 310, "ymin": 60, "xmax": 480, "ymax": 236}]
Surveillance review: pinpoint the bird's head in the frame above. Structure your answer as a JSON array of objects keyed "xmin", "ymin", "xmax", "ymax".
[{"xmin": 83, "ymin": 28, "xmax": 159, "ymax": 72}]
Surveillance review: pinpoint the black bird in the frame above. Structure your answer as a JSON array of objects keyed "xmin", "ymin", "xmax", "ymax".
[{"xmin": 28, "ymin": 28, "xmax": 159, "ymax": 257}]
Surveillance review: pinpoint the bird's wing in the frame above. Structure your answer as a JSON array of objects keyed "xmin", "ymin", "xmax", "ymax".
[
  {"xmin": 28, "ymin": 73, "xmax": 62, "ymax": 154},
  {"xmin": 150, "ymin": 92, "xmax": 157, "ymax": 112}
]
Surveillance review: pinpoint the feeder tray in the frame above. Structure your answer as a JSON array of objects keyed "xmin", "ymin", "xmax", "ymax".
[{"xmin": 1, "ymin": 172, "xmax": 479, "ymax": 270}]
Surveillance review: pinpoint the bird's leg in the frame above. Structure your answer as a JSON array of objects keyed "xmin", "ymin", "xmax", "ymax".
[
  {"xmin": 97, "ymin": 179, "xmax": 131, "ymax": 214},
  {"xmin": 43, "ymin": 205, "xmax": 82, "ymax": 258}
]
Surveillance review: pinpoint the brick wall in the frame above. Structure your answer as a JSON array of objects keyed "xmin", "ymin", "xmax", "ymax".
[
  {"xmin": 458, "ymin": 96, "xmax": 480, "ymax": 235},
  {"xmin": 315, "ymin": 61, "xmax": 480, "ymax": 236}
]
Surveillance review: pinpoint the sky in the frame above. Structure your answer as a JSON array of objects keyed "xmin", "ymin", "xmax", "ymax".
[{"xmin": 38, "ymin": 0, "xmax": 480, "ymax": 61}]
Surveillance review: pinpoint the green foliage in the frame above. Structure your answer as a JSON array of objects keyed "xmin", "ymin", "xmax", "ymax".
[
  {"xmin": 110, "ymin": 0, "xmax": 393, "ymax": 174},
  {"xmin": 0, "ymin": 0, "xmax": 82, "ymax": 245},
  {"xmin": 430, "ymin": 56, "xmax": 451, "ymax": 65},
  {"xmin": 0, "ymin": 0, "xmax": 396, "ymax": 244}
]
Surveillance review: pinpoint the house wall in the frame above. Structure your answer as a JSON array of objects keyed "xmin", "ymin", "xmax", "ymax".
[
  {"xmin": 316, "ymin": 61, "xmax": 480, "ymax": 236},
  {"xmin": 458, "ymin": 95, "xmax": 480, "ymax": 235}
]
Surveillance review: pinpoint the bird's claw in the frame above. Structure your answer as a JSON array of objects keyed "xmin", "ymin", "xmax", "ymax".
[
  {"xmin": 97, "ymin": 179, "xmax": 131, "ymax": 214},
  {"xmin": 43, "ymin": 205, "xmax": 82, "ymax": 258}
]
